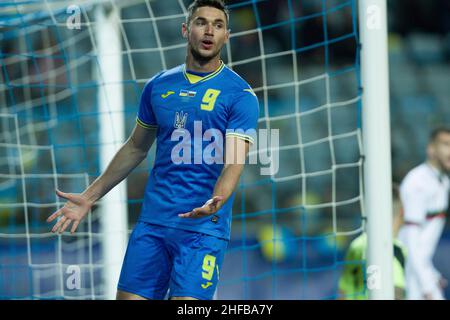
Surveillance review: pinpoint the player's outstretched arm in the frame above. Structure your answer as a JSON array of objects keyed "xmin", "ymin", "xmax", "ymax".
[
  {"xmin": 179, "ymin": 136, "xmax": 250, "ymax": 218},
  {"xmin": 47, "ymin": 123, "xmax": 157, "ymax": 233}
]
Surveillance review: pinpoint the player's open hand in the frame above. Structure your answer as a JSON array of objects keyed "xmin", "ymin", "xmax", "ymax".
[
  {"xmin": 178, "ymin": 196, "xmax": 224, "ymax": 219},
  {"xmin": 47, "ymin": 189, "xmax": 92, "ymax": 234}
]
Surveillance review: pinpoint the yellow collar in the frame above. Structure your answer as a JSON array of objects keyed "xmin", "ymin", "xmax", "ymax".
[{"xmin": 183, "ymin": 61, "xmax": 225, "ymax": 84}]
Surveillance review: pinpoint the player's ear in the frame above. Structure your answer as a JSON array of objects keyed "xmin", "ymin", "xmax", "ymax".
[
  {"xmin": 182, "ymin": 23, "xmax": 188, "ymax": 38},
  {"xmin": 427, "ymin": 143, "xmax": 435, "ymax": 159},
  {"xmin": 224, "ymin": 28, "xmax": 231, "ymax": 43}
]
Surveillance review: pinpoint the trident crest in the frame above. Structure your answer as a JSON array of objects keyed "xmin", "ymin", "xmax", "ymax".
[{"xmin": 174, "ymin": 111, "xmax": 188, "ymax": 129}]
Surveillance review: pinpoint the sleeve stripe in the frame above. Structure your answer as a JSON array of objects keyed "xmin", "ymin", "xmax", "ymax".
[
  {"xmin": 136, "ymin": 117, "xmax": 158, "ymax": 129},
  {"xmin": 225, "ymin": 132, "xmax": 255, "ymax": 144}
]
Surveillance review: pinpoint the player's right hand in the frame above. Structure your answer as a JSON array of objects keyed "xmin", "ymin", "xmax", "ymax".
[{"xmin": 47, "ymin": 189, "xmax": 93, "ymax": 234}]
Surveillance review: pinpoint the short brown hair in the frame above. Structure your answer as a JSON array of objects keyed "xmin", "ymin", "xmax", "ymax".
[
  {"xmin": 186, "ymin": 0, "xmax": 229, "ymax": 27},
  {"xmin": 429, "ymin": 127, "xmax": 450, "ymax": 143}
]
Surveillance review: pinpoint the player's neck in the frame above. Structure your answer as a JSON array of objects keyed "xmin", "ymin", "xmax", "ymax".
[
  {"xmin": 185, "ymin": 55, "xmax": 222, "ymax": 73},
  {"xmin": 426, "ymin": 159, "xmax": 444, "ymax": 175}
]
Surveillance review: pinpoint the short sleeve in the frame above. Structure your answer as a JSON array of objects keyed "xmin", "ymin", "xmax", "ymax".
[
  {"xmin": 225, "ymin": 88, "xmax": 259, "ymax": 144},
  {"xmin": 400, "ymin": 179, "xmax": 428, "ymax": 224},
  {"xmin": 136, "ymin": 73, "xmax": 162, "ymax": 129}
]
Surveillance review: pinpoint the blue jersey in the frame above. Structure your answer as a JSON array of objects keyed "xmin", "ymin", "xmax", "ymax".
[{"xmin": 136, "ymin": 61, "xmax": 259, "ymax": 240}]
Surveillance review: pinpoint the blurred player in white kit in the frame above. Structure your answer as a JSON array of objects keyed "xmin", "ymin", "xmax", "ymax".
[{"xmin": 398, "ymin": 127, "xmax": 450, "ymax": 300}]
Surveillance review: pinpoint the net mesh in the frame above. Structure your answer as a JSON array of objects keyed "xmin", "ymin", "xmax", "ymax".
[{"xmin": 0, "ymin": 0, "xmax": 364, "ymax": 299}]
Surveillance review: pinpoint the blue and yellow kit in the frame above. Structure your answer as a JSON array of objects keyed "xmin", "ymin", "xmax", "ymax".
[{"xmin": 118, "ymin": 62, "xmax": 259, "ymax": 299}]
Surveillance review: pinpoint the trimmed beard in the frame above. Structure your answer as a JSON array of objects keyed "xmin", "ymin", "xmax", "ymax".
[
  {"xmin": 437, "ymin": 158, "xmax": 450, "ymax": 174},
  {"xmin": 189, "ymin": 44, "xmax": 220, "ymax": 64}
]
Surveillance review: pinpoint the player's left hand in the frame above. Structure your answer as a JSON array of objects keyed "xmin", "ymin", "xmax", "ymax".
[{"xmin": 178, "ymin": 196, "xmax": 224, "ymax": 218}]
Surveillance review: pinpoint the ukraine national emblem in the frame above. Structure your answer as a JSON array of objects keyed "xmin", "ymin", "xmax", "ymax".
[{"xmin": 174, "ymin": 111, "xmax": 188, "ymax": 129}]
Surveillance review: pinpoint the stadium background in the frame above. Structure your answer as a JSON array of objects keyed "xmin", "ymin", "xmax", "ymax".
[{"xmin": 0, "ymin": 0, "xmax": 449, "ymax": 299}]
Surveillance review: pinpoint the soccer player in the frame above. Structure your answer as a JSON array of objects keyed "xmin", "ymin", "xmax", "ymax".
[
  {"xmin": 338, "ymin": 186, "xmax": 407, "ymax": 300},
  {"xmin": 46, "ymin": 0, "xmax": 259, "ymax": 300},
  {"xmin": 398, "ymin": 127, "xmax": 450, "ymax": 300}
]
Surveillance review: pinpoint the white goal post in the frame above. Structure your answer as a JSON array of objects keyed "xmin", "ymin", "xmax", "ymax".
[
  {"xmin": 359, "ymin": 0, "xmax": 394, "ymax": 300},
  {"xmin": 96, "ymin": 4, "xmax": 128, "ymax": 300}
]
